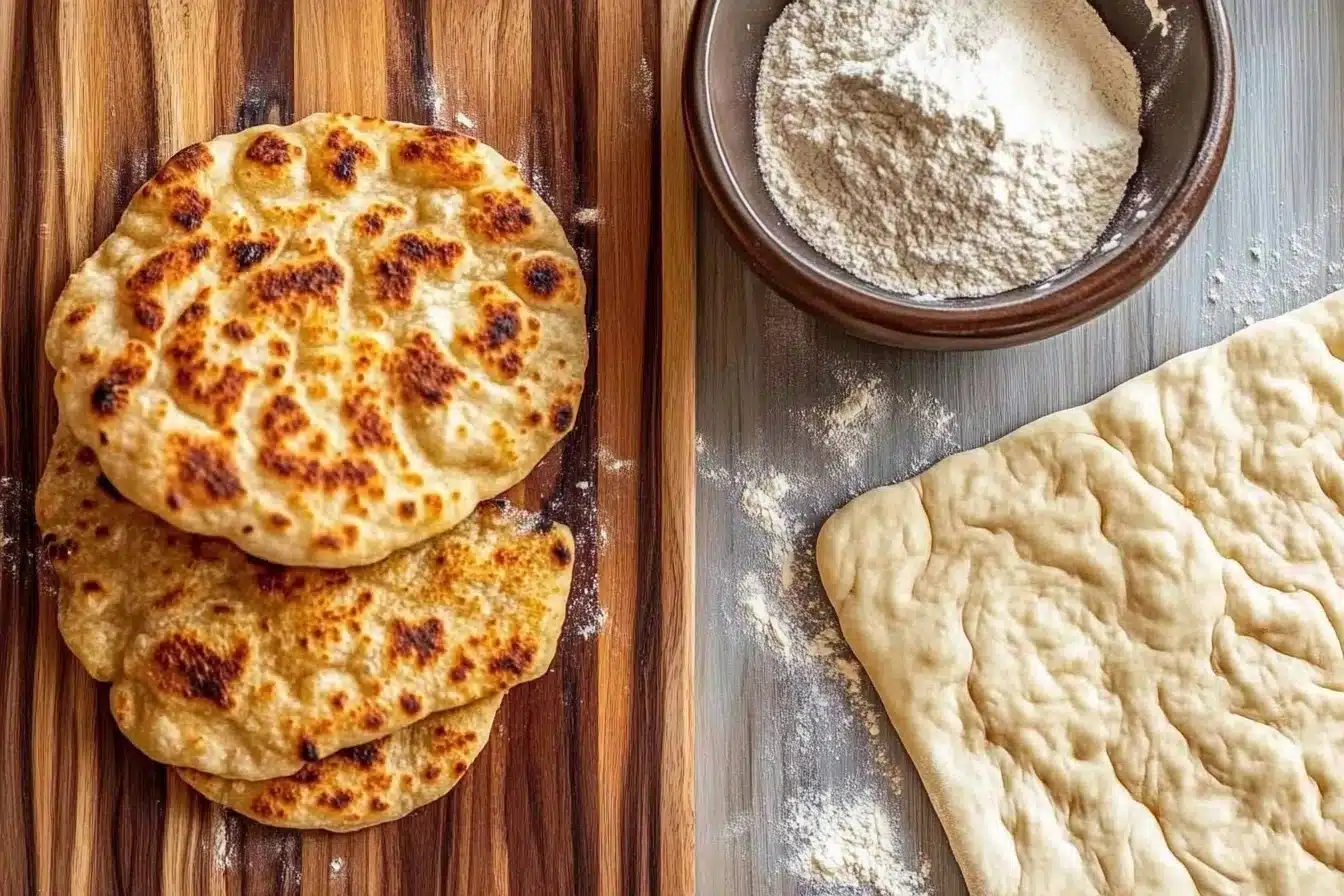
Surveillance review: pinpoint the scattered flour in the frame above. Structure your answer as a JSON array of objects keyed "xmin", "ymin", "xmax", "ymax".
[
  {"xmin": 635, "ymin": 57, "xmax": 655, "ymax": 116},
  {"xmin": 208, "ymin": 811, "xmax": 238, "ymax": 873},
  {"xmin": 1, "ymin": 476, "xmax": 27, "ymax": 574},
  {"xmin": 787, "ymin": 792, "xmax": 929, "ymax": 896},
  {"xmin": 453, "ymin": 111, "xmax": 476, "ymax": 130},
  {"xmin": 701, "ymin": 362, "xmax": 964, "ymax": 886},
  {"xmin": 1143, "ymin": 0, "xmax": 1173, "ymax": 36},
  {"xmin": 573, "ymin": 207, "xmax": 601, "ymax": 226},
  {"xmin": 808, "ymin": 376, "xmax": 887, "ymax": 470},
  {"xmin": 740, "ymin": 572, "xmax": 796, "ymax": 657},
  {"xmin": 1203, "ymin": 199, "xmax": 1344, "ymax": 326},
  {"xmin": 598, "ymin": 445, "xmax": 634, "ymax": 474}
]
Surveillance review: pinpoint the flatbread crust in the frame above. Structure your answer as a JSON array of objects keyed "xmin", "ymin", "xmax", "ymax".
[
  {"xmin": 38, "ymin": 425, "xmax": 571, "ymax": 780},
  {"xmin": 818, "ymin": 289, "xmax": 1344, "ymax": 895},
  {"xmin": 45, "ymin": 112, "xmax": 587, "ymax": 567},
  {"xmin": 180, "ymin": 694, "xmax": 501, "ymax": 831}
]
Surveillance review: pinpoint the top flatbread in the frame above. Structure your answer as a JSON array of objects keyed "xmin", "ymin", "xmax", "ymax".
[
  {"xmin": 45, "ymin": 112, "xmax": 587, "ymax": 567},
  {"xmin": 817, "ymin": 289, "xmax": 1344, "ymax": 895},
  {"xmin": 39, "ymin": 426, "xmax": 572, "ymax": 781}
]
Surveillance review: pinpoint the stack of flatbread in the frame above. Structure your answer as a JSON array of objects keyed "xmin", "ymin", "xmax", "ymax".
[{"xmin": 38, "ymin": 113, "xmax": 588, "ymax": 831}]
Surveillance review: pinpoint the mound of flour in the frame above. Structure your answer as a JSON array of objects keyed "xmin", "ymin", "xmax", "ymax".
[{"xmin": 755, "ymin": 0, "xmax": 1142, "ymax": 298}]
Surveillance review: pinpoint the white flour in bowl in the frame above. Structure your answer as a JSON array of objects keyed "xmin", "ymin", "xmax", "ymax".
[{"xmin": 755, "ymin": 0, "xmax": 1142, "ymax": 298}]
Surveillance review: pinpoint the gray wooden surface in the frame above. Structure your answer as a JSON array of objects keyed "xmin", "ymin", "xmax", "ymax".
[{"xmin": 694, "ymin": 2, "xmax": 1344, "ymax": 893}]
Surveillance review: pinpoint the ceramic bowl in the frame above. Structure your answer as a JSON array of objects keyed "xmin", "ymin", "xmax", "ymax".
[{"xmin": 684, "ymin": 0, "xmax": 1236, "ymax": 349}]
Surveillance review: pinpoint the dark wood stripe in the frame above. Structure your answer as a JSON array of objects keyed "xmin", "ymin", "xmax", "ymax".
[
  {"xmin": 0, "ymin": 1, "xmax": 48, "ymax": 891},
  {"xmin": 236, "ymin": 0, "xmax": 294, "ymax": 128},
  {"xmin": 236, "ymin": 3, "xmax": 299, "ymax": 888},
  {"xmin": 386, "ymin": 0, "xmax": 432, "ymax": 123},
  {"xmin": 553, "ymin": 0, "xmax": 603, "ymax": 889}
]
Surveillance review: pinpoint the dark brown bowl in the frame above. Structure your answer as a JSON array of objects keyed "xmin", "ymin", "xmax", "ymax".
[{"xmin": 684, "ymin": 0, "xmax": 1236, "ymax": 349}]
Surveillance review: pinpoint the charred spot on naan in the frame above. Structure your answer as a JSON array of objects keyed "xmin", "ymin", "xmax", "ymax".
[
  {"xmin": 260, "ymin": 392, "xmax": 311, "ymax": 444},
  {"xmin": 507, "ymin": 251, "xmax": 585, "ymax": 308},
  {"xmin": 247, "ymin": 257, "xmax": 345, "ymax": 328},
  {"xmin": 454, "ymin": 284, "xmax": 539, "ymax": 382},
  {"xmin": 342, "ymin": 387, "xmax": 396, "ymax": 451},
  {"xmin": 163, "ymin": 297, "xmax": 256, "ymax": 425},
  {"xmin": 132, "ymin": 182, "xmax": 212, "ymax": 234},
  {"xmin": 352, "ymin": 202, "xmax": 408, "ymax": 239},
  {"xmin": 392, "ymin": 128, "xmax": 485, "ymax": 188},
  {"xmin": 486, "ymin": 635, "xmax": 538, "ymax": 681},
  {"xmin": 149, "ymin": 143, "xmax": 214, "ymax": 188},
  {"xmin": 225, "ymin": 231, "xmax": 280, "ymax": 276},
  {"xmin": 365, "ymin": 231, "xmax": 467, "ymax": 310},
  {"xmin": 389, "ymin": 617, "xmax": 445, "ymax": 666},
  {"xmin": 392, "ymin": 331, "xmax": 464, "ymax": 407},
  {"xmin": 89, "ymin": 343, "xmax": 152, "ymax": 419},
  {"xmin": 257, "ymin": 442, "xmax": 380, "ymax": 498},
  {"xmin": 236, "ymin": 131, "xmax": 304, "ymax": 195},
  {"xmin": 120, "ymin": 237, "xmax": 212, "ymax": 336},
  {"xmin": 165, "ymin": 434, "xmax": 245, "ymax": 509},
  {"xmin": 465, "ymin": 188, "xmax": 538, "ymax": 243},
  {"xmin": 311, "ymin": 126, "xmax": 377, "ymax": 195},
  {"xmin": 149, "ymin": 632, "xmax": 249, "ymax": 708}
]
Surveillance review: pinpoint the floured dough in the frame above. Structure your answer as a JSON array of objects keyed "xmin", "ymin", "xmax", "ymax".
[{"xmin": 817, "ymin": 289, "xmax": 1344, "ymax": 895}]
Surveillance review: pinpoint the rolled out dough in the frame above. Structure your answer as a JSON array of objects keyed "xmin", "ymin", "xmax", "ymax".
[{"xmin": 817, "ymin": 289, "xmax": 1344, "ymax": 895}]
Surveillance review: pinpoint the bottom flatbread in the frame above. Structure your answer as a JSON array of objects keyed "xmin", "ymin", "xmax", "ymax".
[
  {"xmin": 38, "ymin": 425, "xmax": 571, "ymax": 780},
  {"xmin": 817, "ymin": 289, "xmax": 1344, "ymax": 895},
  {"xmin": 180, "ymin": 694, "xmax": 502, "ymax": 831}
]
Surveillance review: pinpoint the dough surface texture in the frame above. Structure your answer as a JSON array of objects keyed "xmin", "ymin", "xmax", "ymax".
[
  {"xmin": 46, "ymin": 113, "xmax": 586, "ymax": 567},
  {"xmin": 817, "ymin": 289, "xmax": 1344, "ymax": 895},
  {"xmin": 179, "ymin": 694, "xmax": 501, "ymax": 831},
  {"xmin": 38, "ymin": 426, "xmax": 571, "ymax": 780}
]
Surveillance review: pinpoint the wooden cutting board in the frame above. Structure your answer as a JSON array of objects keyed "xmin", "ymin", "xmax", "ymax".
[{"xmin": 0, "ymin": 1, "xmax": 696, "ymax": 893}]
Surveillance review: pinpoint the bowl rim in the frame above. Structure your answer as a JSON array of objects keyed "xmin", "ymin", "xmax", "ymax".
[{"xmin": 683, "ymin": 0, "xmax": 1238, "ymax": 350}]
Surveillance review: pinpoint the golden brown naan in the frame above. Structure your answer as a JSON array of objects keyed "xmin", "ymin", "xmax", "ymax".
[
  {"xmin": 38, "ymin": 426, "xmax": 571, "ymax": 780},
  {"xmin": 45, "ymin": 112, "xmax": 587, "ymax": 567},
  {"xmin": 180, "ymin": 694, "xmax": 501, "ymax": 831}
]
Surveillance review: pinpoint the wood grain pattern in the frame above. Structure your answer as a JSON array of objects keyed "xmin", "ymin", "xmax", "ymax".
[{"xmin": 0, "ymin": 1, "xmax": 695, "ymax": 893}]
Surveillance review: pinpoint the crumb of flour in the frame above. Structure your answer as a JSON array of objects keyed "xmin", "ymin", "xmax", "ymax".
[
  {"xmin": 207, "ymin": 810, "xmax": 239, "ymax": 873},
  {"xmin": 787, "ymin": 791, "xmax": 929, "ymax": 895},
  {"xmin": 573, "ymin": 207, "xmax": 601, "ymax": 226},
  {"xmin": 329, "ymin": 856, "xmax": 346, "ymax": 878},
  {"xmin": 740, "ymin": 572, "xmax": 795, "ymax": 657},
  {"xmin": 809, "ymin": 375, "xmax": 887, "ymax": 469},
  {"xmin": 598, "ymin": 445, "xmax": 634, "ymax": 474},
  {"xmin": 1202, "ymin": 199, "xmax": 1344, "ymax": 326},
  {"xmin": 739, "ymin": 472, "xmax": 801, "ymax": 592},
  {"xmin": 453, "ymin": 111, "xmax": 476, "ymax": 129},
  {"xmin": 1143, "ymin": 0, "xmax": 1172, "ymax": 36}
]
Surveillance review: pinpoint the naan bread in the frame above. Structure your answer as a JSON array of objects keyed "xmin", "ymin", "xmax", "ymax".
[
  {"xmin": 38, "ymin": 426, "xmax": 572, "ymax": 780},
  {"xmin": 45, "ymin": 112, "xmax": 587, "ymax": 567},
  {"xmin": 180, "ymin": 694, "xmax": 501, "ymax": 831},
  {"xmin": 818, "ymin": 289, "xmax": 1344, "ymax": 896}
]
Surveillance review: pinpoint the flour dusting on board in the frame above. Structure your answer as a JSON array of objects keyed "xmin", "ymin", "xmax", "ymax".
[
  {"xmin": 1, "ymin": 476, "xmax": 27, "ymax": 575},
  {"xmin": 207, "ymin": 810, "xmax": 239, "ymax": 873},
  {"xmin": 1203, "ymin": 199, "xmax": 1344, "ymax": 327},
  {"xmin": 704, "ymin": 360, "xmax": 962, "ymax": 819},
  {"xmin": 787, "ymin": 791, "xmax": 929, "ymax": 896}
]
